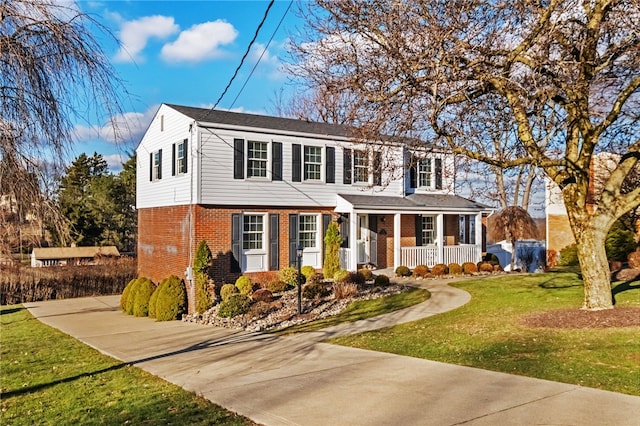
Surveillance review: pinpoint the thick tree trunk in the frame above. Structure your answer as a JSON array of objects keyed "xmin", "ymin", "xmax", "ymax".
[{"xmin": 574, "ymin": 226, "xmax": 613, "ymax": 310}]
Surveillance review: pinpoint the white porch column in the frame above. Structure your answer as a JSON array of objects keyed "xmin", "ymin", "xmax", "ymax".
[
  {"xmin": 437, "ymin": 213, "xmax": 444, "ymax": 264},
  {"xmin": 349, "ymin": 211, "xmax": 358, "ymax": 271},
  {"xmin": 393, "ymin": 213, "xmax": 401, "ymax": 269},
  {"xmin": 475, "ymin": 212, "xmax": 483, "ymax": 262}
]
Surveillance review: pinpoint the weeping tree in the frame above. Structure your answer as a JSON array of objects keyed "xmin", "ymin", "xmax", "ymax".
[
  {"xmin": 0, "ymin": 0, "xmax": 127, "ymax": 252},
  {"xmin": 491, "ymin": 206, "xmax": 539, "ymax": 271},
  {"xmin": 291, "ymin": 0, "xmax": 640, "ymax": 310}
]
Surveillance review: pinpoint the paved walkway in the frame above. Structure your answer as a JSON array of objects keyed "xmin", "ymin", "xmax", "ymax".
[{"xmin": 24, "ymin": 277, "xmax": 640, "ymax": 426}]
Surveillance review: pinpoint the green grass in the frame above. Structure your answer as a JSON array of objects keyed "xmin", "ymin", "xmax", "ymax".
[
  {"xmin": 328, "ymin": 272, "xmax": 640, "ymax": 396},
  {"xmin": 0, "ymin": 305, "xmax": 256, "ymax": 426},
  {"xmin": 275, "ymin": 287, "xmax": 430, "ymax": 334}
]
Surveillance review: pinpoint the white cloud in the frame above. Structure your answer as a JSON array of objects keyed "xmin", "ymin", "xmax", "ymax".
[
  {"xmin": 115, "ymin": 15, "xmax": 179, "ymax": 63},
  {"xmin": 73, "ymin": 105, "xmax": 159, "ymax": 146},
  {"xmin": 103, "ymin": 153, "xmax": 128, "ymax": 171},
  {"xmin": 160, "ymin": 20, "xmax": 238, "ymax": 63}
]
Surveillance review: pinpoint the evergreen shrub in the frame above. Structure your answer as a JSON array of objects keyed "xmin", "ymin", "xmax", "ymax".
[
  {"xmin": 125, "ymin": 278, "xmax": 141, "ymax": 315},
  {"xmin": 431, "ymin": 263, "xmax": 448, "ymax": 276},
  {"xmin": 279, "ymin": 266, "xmax": 299, "ymax": 287},
  {"xmin": 395, "ymin": 265, "xmax": 411, "ymax": 277},
  {"xmin": 266, "ymin": 279, "xmax": 288, "ymax": 293},
  {"xmin": 374, "ymin": 274, "xmax": 391, "ymax": 286},
  {"xmin": 235, "ymin": 275, "xmax": 254, "ymax": 296},
  {"xmin": 448, "ymin": 263, "xmax": 462, "ymax": 275},
  {"xmin": 301, "ymin": 266, "xmax": 316, "ymax": 281},
  {"xmin": 133, "ymin": 278, "xmax": 155, "ymax": 317},
  {"xmin": 323, "ymin": 221, "xmax": 341, "ymax": 280},
  {"xmin": 148, "ymin": 286, "xmax": 159, "ymax": 318},
  {"xmin": 333, "ymin": 269, "xmax": 350, "ymax": 283},
  {"xmin": 153, "ymin": 275, "xmax": 187, "ymax": 321},
  {"xmin": 462, "ymin": 262, "xmax": 478, "ymax": 274},
  {"xmin": 358, "ymin": 268, "xmax": 374, "ymax": 281},
  {"xmin": 303, "ymin": 281, "xmax": 330, "ymax": 299},
  {"xmin": 120, "ymin": 278, "xmax": 137, "ymax": 311},
  {"xmin": 218, "ymin": 294, "xmax": 252, "ymax": 318},
  {"xmin": 220, "ymin": 283, "xmax": 239, "ymax": 301},
  {"xmin": 412, "ymin": 264, "xmax": 429, "ymax": 278},
  {"xmin": 558, "ymin": 244, "xmax": 579, "ymax": 266}
]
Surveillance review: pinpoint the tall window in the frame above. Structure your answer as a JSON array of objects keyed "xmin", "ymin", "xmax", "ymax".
[
  {"xmin": 176, "ymin": 140, "xmax": 186, "ymax": 174},
  {"xmin": 354, "ymin": 150, "xmax": 369, "ymax": 183},
  {"xmin": 418, "ymin": 159, "xmax": 432, "ymax": 188},
  {"xmin": 460, "ymin": 215, "xmax": 476, "ymax": 244},
  {"xmin": 304, "ymin": 146, "xmax": 322, "ymax": 181},
  {"xmin": 243, "ymin": 215, "xmax": 264, "ymax": 250},
  {"xmin": 152, "ymin": 151, "xmax": 161, "ymax": 180},
  {"xmin": 422, "ymin": 216, "xmax": 435, "ymax": 245},
  {"xmin": 247, "ymin": 141, "xmax": 267, "ymax": 178},
  {"xmin": 298, "ymin": 215, "xmax": 318, "ymax": 248}
]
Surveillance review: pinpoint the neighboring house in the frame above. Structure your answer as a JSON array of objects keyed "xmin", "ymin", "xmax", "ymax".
[
  {"xmin": 31, "ymin": 246, "xmax": 120, "ymax": 267},
  {"xmin": 136, "ymin": 104, "xmax": 492, "ymax": 289}
]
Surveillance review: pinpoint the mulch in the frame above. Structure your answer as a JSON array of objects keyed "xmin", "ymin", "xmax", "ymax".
[{"xmin": 521, "ymin": 307, "xmax": 640, "ymax": 329}]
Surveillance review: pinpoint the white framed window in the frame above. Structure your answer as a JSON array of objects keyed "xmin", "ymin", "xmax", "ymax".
[
  {"xmin": 298, "ymin": 214, "xmax": 318, "ymax": 249},
  {"xmin": 243, "ymin": 215, "xmax": 264, "ymax": 250},
  {"xmin": 422, "ymin": 216, "xmax": 435, "ymax": 245},
  {"xmin": 304, "ymin": 146, "xmax": 322, "ymax": 181},
  {"xmin": 174, "ymin": 139, "xmax": 187, "ymax": 175},
  {"xmin": 152, "ymin": 150, "xmax": 162, "ymax": 181},
  {"xmin": 460, "ymin": 215, "xmax": 476, "ymax": 244},
  {"xmin": 418, "ymin": 159, "xmax": 433, "ymax": 188},
  {"xmin": 354, "ymin": 150, "xmax": 369, "ymax": 183},
  {"xmin": 247, "ymin": 141, "xmax": 268, "ymax": 178}
]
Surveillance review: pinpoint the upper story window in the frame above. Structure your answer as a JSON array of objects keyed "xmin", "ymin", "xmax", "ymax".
[
  {"xmin": 243, "ymin": 214, "xmax": 264, "ymax": 250},
  {"xmin": 421, "ymin": 216, "xmax": 435, "ymax": 245},
  {"xmin": 299, "ymin": 214, "xmax": 318, "ymax": 248},
  {"xmin": 353, "ymin": 150, "xmax": 370, "ymax": 183},
  {"xmin": 304, "ymin": 146, "xmax": 322, "ymax": 181},
  {"xmin": 172, "ymin": 139, "xmax": 187, "ymax": 175},
  {"xmin": 150, "ymin": 149, "xmax": 162, "ymax": 181},
  {"xmin": 418, "ymin": 159, "xmax": 432, "ymax": 188},
  {"xmin": 247, "ymin": 141, "xmax": 268, "ymax": 178}
]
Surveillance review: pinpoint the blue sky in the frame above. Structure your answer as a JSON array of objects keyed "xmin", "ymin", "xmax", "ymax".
[{"xmin": 71, "ymin": 0, "xmax": 299, "ymax": 171}]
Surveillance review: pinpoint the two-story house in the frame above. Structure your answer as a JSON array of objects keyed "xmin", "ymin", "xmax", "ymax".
[{"xmin": 136, "ymin": 104, "xmax": 491, "ymax": 288}]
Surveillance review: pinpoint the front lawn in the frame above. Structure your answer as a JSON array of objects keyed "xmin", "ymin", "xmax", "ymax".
[
  {"xmin": 0, "ymin": 305, "xmax": 256, "ymax": 426},
  {"xmin": 328, "ymin": 272, "xmax": 640, "ymax": 396}
]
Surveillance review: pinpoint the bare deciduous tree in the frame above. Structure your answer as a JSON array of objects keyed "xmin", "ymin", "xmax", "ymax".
[
  {"xmin": 290, "ymin": 0, "xmax": 640, "ymax": 310},
  {"xmin": 0, "ymin": 0, "xmax": 127, "ymax": 254}
]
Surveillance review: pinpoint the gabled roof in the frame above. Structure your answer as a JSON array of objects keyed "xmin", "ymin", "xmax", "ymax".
[
  {"xmin": 32, "ymin": 246, "xmax": 120, "ymax": 260},
  {"xmin": 166, "ymin": 103, "xmax": 356, "ymax": 138},
  {"xmin": 337, "ymin": 193, "xmax": 493, "ymax": 212}
]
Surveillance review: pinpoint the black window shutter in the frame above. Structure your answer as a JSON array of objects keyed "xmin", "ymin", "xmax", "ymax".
[
  {"xmin": 343, "ymin": 149, "xmax": 352, "ymax": 184},
  {"xmin": 339, "ymin": 214, "xmax": 349, "ymax": 248},
  {"xmin": 326, "ymin": 147, "xmax": 335, "ymax": 183},
  {"xmin": 373, "ymin": 151, "xmax": 382, "ymax": 186},
  {"xmin": 149, "ymin": 153, "xmax": 153, "ymax": 181},
  {"xmin": 231, "ymin": 214, "xmax": 242, "ymax": 272},
  {"xmin": 322, "ymin": 213, "xmax": 331, "ymax": 261},
  {"xmin": 415, "ymin": 215, "xmax": 423, "ymax": 246},
  {"xmin": 435, "ymin": 158, "xmax": 443, "ymax": 189},
  {"xmin": 410, "ymin": 156, "xmax": 417, "ymax": 188},
  {"xmin": 172, "ymin": 143, "xmax": 176, "ymax": 176},
  {"xmin": 292, "ymin": 144, "xmax": 301, "ymax": 182},
  {"xmin": 288, "ymin": 214, "xmax": 299, "ymax": 266},
  {"xmin": 272, "ymin": 142, "xmax": 282, "ymax": 181},
  {"xmin": 157, "ymin": 149, "xmax": 162, "ymax": 179},
  {"xmin": 269, "ymin": 214, "xmax": 279, "ymax": 270},
  {"xmin": 182, "ymin": 139, "xmax": 188, "ymax": 173},
  {"xmin": 233, "ymin": 139, "xmax": 244, "ymax": 179}
]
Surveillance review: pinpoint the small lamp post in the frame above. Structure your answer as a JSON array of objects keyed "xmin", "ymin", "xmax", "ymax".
[{"xmin": 296, "ymin": 244, "xmax": 303, "ymax": 314}]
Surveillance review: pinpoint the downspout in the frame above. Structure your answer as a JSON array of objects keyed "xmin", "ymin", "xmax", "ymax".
[{"xmin": 185, "ymin": 122, "xmax": 196, "ymax": 313}]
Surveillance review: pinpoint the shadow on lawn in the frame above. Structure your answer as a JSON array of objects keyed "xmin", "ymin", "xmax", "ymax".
[{"xmin": 611, "ymin": 277, "xmax": 640, "ymax": 305}]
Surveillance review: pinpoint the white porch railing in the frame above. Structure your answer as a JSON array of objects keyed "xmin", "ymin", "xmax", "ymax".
[{"xmin": 401, "ymin": 245, "xmax": 481, "ymax": 268}]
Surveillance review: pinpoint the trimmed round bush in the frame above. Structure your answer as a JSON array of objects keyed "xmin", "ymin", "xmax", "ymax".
[
  {"xmin": 303, "ymin": 281, "xmax": 330, "ymax": 300},
  {"xmin": 154, "ymin": 275, "xmax": 187, "ymax": 321},
  {"xmin": 133, "ymin": 278, "xmax": 155, "ymax": 317},
  {"xmin": 120, "ymin": 278, "xmax": 137, "ymax": 311},
  {"xmin": 307, "ymin": 273, "xmax": 325, "ymax": 285},
  {"xmin": 374, "ymin": 274, "xmax": 390, "ymax": 286},
  {"xmin": 462, "ymin": 262, "xmax": 478, "ymax": 274},
  {"xmin": 235, "ymin": 275, "xmax": 254, "ymax": 296},
  {"xmin": 220, "ymin": 283, "xmax": 239, "ymax": 302},
  {"xmin": 412, "ymin": 264, "xmax": 429, "ymax": 278},
  {"xmin": 218, "ymin": 294, "xmax": 252, "ymax": 318},
  {"xmin": 448, "ymin": 263, "xmax": 462, "ymax": 275},
  {"xmin": 559, "ymin": 244, "xmax": 579, "ymax": 266},
  {"xmin": 395, "ymin": 265, "xmax": 411, "ymax": 277},
  {"xmin": 431, "ymin": 263, "xmax": 448, "ymax": 276},
  {"xmin": 478, "ymin": 262, "xmax": 495, "ymax": 272},
  {"xmin": 333, "ymin": 269, "xmax": 350, "ymax": 283},
  {"xmin": 148, "ymin": 285, "xmax": 159, "ymax": 318},
  {"xmin": 358, "ymin": 268, "xmax": 374, "ymax": 281},
  {"xmin": 125, "ymin": 278, "xmax": 142, "ymax": 315},
  {"xmin": 279, "ymin": 266, "xmax": 299, "ymax": 287},
  {"xmin": 301, "ymin": 265, "xmax": 316, "ymax": 281},
  {"xmin": 266, "ymin": 279, "xmax": 288, "ymax": 293},
  {"xmin": 251, "ymin": 288, "xmax": 273, "ymax": 303}
]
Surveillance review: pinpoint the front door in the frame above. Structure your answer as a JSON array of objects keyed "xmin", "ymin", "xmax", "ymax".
[{"xmin": 357, "ymin": 214, "xmax": 378, "ymax": 265}]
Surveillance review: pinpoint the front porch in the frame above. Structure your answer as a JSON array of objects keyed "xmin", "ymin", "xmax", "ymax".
[{"xmin": 335, "ymin": 193, "xmax": 492, "ymax": 271}]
